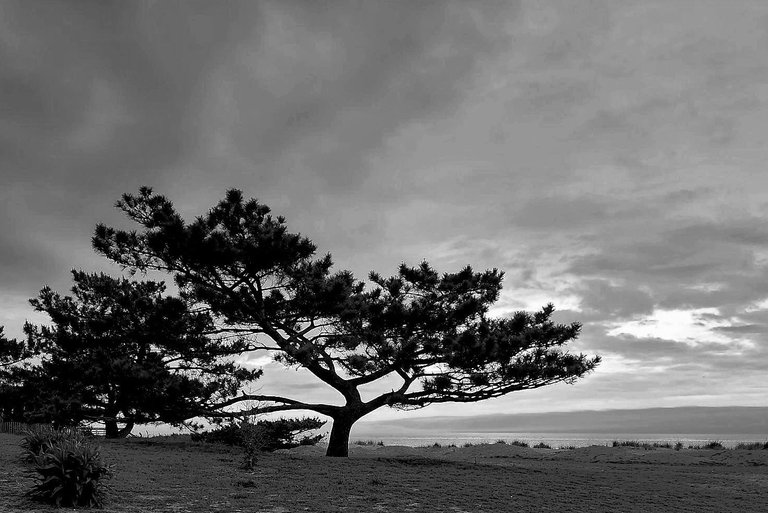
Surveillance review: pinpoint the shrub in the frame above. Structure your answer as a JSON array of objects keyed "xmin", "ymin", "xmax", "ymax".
[
  {"xmin": 612, "ymin": 440, "xmax": 641, "ymax": 448},
  {"xmin": 20, "ymin": 426, "xmax": 87, "ymax": 463},
  {"xmin": 510, "ymin": 440, "xmax": 529, "ymax": 448},
  {"xmin": 735, "ymin": 441, "xmax": 768, "ymax": 450},
  {"xmin": 353, "ymin": 440, "xmax": 384, "ymax": 446},
  {"xmin": 26, "ymin": 440, "xmax": 111, "ymax": 508},
  {"xmin": 704, "ymin": 441, "xmax": 725, "ymax": 450},
  {"xmin": 533, "ymin": 442, "xmax": 551, "ymax": 449},
  {"xmin": 612, "ymin": 440, "xmax": 671, "ymax": 450},
  {"xmin": 674, "ymin": 442, "xmax": 684, "ymax": 451},
  {"xmin": 192, "ymin": 417, "xmax": 326, "ymax": 452},
  {"xmin": 240, "ymin": 423, "xmax": 268, "ymax": 470}
]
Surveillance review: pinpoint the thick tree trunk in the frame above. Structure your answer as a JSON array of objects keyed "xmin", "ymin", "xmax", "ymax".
[
  {"xmin": 326, "ymin": 414, "xmax": 356, "ymax": 457},
  {"xmin": 104, "ymin": 420, "xmax": 134, "ymax": 438},
  {"xmin": 117, "ymin": 421, "xmax": 134, "ymax": 438},
  {"xmin": 105, "ymin": 419, "xmax": 119, "ymax": 438}
]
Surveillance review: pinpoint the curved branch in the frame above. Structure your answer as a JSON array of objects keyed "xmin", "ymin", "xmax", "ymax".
[{"xmin": 204, "ymin": 393, "xmax": 339, "ymax": 418}]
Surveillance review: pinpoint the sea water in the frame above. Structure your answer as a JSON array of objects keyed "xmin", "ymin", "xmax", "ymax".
[{"xmin": 349, "ymin": 432, "xmax": 768, "ymax": 448}]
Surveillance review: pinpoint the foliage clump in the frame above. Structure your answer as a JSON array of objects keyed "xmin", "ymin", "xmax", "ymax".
[
  {"xmin": 191, "ymin": 417, "xmax": 325, "ymax": 452},
  {"xmin": 20, "ymin": 426, "xmax": 88, "ymax": 462},
  {"xmin": 735, "ymin": 441, "xmax": 768, "ymax": 450},
  {"xmin": 21, "ymin": 428, "xmax": 111, "ymax": 508},
  {"xmin": 15, "ymin": 271, "xmax": 261, "ymax": 438}
]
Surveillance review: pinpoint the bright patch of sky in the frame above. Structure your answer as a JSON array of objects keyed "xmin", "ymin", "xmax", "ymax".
[{"xmin": 607, "ymin": 308, "xmax": 730, "ymax": 344}]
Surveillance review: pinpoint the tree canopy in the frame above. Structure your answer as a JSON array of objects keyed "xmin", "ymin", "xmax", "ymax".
[
  {"xmin": 19, "ymin": 270, "xmax": 261, "ymax": 437},
  {"xmin": 94, "ymin": 187, "xmax": 600, "ymax": 455},
  {"xmin": 0, "ymin": 326, "xmax": 37, "ymax": 422}
]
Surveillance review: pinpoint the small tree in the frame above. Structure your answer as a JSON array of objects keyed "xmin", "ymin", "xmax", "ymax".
[
  {"xmin": 21, "ymin": 271, "xmax": 262, "ymax": 437},
  {"xmin": 94, "ymin": 188, "xmax": 600, "ymax": 455},
  {"xmin": 0, "ymin": 327, "xmax": 38, "ymax": 422},
  {"xmin": 0, "ymin": 326, "xmax": 34, "ymax": 368}
]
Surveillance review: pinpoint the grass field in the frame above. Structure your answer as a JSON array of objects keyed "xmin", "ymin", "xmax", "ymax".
[{"xmin": 2, "ymin": 432, "xmax": 767, "ymax": 512}]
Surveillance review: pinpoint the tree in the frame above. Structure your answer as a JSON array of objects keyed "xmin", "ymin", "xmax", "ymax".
[
  {"xmin": 94, "ymin": 187, "xmax": 600, "ymax": 455},
  {"xmin": 1, "ymin": 326, "xmax": 31, "ymax": 368},
  {"xmin": 22, "ymin": 271, "xmax": 262, "ymax": 437},
  {"xmin": 0, "ymin": 326, "xmax": 38, "ymax": 422}
]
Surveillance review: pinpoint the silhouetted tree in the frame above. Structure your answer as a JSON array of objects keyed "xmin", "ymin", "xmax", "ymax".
[
  {"xmin": 94, "ymin": 187, "xmax": 600, "ymax": 455},
  {"xmin": 22, "ymin": 271, "xmax": 262, "ymax": 437},
  {"xmin": 0, "ymin": 326, "xmax": 34, "ymax": 368},
  {"xmin": 0, "ymin": 327, "xmax": 37, "ymax": 422}
]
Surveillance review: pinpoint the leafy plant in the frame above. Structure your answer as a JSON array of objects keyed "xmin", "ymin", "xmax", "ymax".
[
  {"xmin": 20, "ymin": 426, "xmax": 87, "ymax": 462},
  {"xmin": 26, "ymin": 440, "xmax": 111, "ymax": 507},
  {"xmin": 533, "ymin": 442, "xmax": 551, "ymax": 449}
]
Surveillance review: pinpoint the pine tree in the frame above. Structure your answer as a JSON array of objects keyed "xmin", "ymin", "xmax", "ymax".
[
  {"xmin": 22, "ymin": 271, "xmax": 261, "ymax": 437},
  {"xmin": 94, "ymin": 187, "xmax": 600, "ymax": 454}
]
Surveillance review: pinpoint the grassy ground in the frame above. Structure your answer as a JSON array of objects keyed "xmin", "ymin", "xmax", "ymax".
[{"xmin": 2, "ymin": 433, "xmax": 767, "ymax": 512}]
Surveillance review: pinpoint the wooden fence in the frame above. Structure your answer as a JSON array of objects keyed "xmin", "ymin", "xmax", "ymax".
[
  {"xmin": 0, "ymin": 421, "xmax": 106, "ymax": 437},
  {"xmin": 0, "ymin": 421, "xmax": 51, "ymax": 435}
]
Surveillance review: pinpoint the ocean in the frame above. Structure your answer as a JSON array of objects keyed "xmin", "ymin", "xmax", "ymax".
[{"xmin": 348, "ymin": 432, "xmax": 768, "ymax": 448}]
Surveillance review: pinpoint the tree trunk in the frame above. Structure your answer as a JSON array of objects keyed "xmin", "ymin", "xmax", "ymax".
[
  {"xmin": 117, "ymin": 421, "xmax": 134, "ymax": 438},
  {"xmin": 105, "ymin": 420, "xmax": 134, "ymax": 438},
  {"xmin": 105, "ymin": 419, "xmax": 119, "ymax": 438},
  {"xmin": 326, "ymin": 414, "xmax": 356, "ymax": 457}
]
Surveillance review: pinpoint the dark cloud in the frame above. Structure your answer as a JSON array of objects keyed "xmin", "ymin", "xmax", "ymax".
[
  {"xmin": 574, "ymin": 279, "xmax": 654, "ymax": 319},
  {"xmin": 713, "ymin": 324, "xmax": 768, "ymax": 335},
  {"xmin": 3, "ymin": 0, "xmax": 768, "ymax": 413}
]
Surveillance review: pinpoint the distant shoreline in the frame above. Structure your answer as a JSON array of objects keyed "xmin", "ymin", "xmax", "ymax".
[{"xmin": 355, "ymin": 406, "xmax": 768, "ymax": 436}]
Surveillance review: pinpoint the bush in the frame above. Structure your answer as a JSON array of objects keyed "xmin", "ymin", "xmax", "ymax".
[
  {"xmin": 509, "ymin": 440, "xmax": 529, "ymax": 448},
  {"xmin": 20, "ymin": 426, "xmax": 87, "ymax": 463},
  {"xmin": 533, "ymin": 442, "xmax": 551, "ymax": 449},
  {"xmin": 191, "ymin": 417, "xmax": 325, "ymax": 452},
  {"xmin": 25, "ymin": 440, "xmax": 111, "ymax": 507},
  {"xmin": 353, "ymin": 440, "xmax": 384, "ymax": 446},
  {"xmin": 612, "ymin": 440, "xmax": 671, "ymax": 450},
  {"xmin": 612, "ymin": 440, "xmax": 642, "ymax": 448},
  {"xmin": 704, "ymin": 441, "xmax": 725, "ymax": 450},
  {"xmin": 735, "ymin": 441, "xmax": 768, "ymax": 450},
  {"xmin": 240, "ymin": 423, "xmax": 267, "ymax": 470}
]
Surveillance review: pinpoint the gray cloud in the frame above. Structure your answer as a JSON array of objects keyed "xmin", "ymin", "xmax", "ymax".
[{"xmin": 3, "ymin": 0, "xmax": 768, "ymax": 414}]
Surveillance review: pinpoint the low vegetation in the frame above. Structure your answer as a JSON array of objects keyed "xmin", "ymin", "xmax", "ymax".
[
  {"xmin": 735, "ymin": 441, "xmax": 768, "ymax": 450},
  {"xmin": 612, "ymin": 440, "xmax": 673, "ymax": 450},
  {"xmin": 3, "ymin": 432, "xmax": 768, "ymax": 511},
  {"xmin": 190, "ymin": 417, "xmax": 325, "ymax": 452},
  {"xmin": 20, "ymin": 428, "xmax": 111, "ymax": 508},
  {"xmin": 19, "ymin": 426, "xmax": 89, "ymax": 462}
]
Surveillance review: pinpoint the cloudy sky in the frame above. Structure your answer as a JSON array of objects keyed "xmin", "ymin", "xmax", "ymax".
[{"xmin": 2, "ymin": 0, "xmax": 768, "ymax": 421}]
